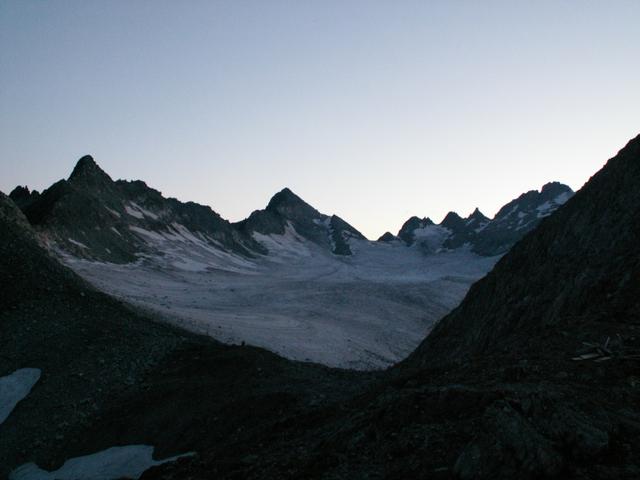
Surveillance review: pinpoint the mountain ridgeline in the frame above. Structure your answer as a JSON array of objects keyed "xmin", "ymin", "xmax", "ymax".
[
  {"xmin": 10, "ymin": 155, "xmax": 572, "ymax": 263},
  {"xmin": 381, "ymin": 182, "xmax": 574, "ymax": 256},
  {"xmin": 2, "ymin": 134, "xmax": 640, "ymax": 479},
  {"xmin": 409, "ymin": 134, "xmax": 640, "ymax": 368}
]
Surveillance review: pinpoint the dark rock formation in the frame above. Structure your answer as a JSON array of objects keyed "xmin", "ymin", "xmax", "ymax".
[
  {"xmin": 14, "ymin": 156, "xmax": 265, "ymax": 262},
  {"xmin": 235, "ymin": 187, "xmax": 365, "ymax": 255}
]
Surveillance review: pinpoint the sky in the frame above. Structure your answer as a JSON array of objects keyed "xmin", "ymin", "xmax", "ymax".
[{"xmin": 1, "ymin": 1, "xmax": 639, "ymax": 240}]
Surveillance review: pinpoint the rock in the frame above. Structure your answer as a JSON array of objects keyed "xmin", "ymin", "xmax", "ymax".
[{"xmin": 453, "ymin": 401, "xmax": 563, "ymax": 480}]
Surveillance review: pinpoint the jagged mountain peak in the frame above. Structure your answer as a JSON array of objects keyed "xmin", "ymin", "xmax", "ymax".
[
  {"xmin": 68, "ymin": 155, "xmax": 113, "ymax": 184},
  {"xmin": 377, "ymin": 231, "xmax": 398, "ymax": 242},
  {"xmin": 468, "ymin": 207, "xmax": 488, "ymax": 221},
  {"xmin": 263, "ymin": 187, "xmax": 324, "ymax": 231},
  {"xmin": 9, "ymin": 185, "xmax": 31, "ymax": 198},
  {"xmin": 440, "ymin": 211, "xmax": 464, "ymax": 228},
  {"xmin": 540, "ymin": 181, "xmax": 572, "ymax": 196},
  {"xmin": 267, "ymin": 187, "xmax": 301, "ymax": 207}
]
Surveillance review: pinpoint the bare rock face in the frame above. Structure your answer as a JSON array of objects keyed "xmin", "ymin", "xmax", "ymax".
[{"xmin": 8, "ymin": 186, "xmax": 40, "ymax": 210}]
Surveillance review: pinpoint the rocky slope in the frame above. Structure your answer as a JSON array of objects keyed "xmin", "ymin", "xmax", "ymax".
[
  {"xmin": 142, "ymin": 136, "xmax": 640, "ymax": 479},
  {"xmin": 0, "ymin": 191, "xmax": 369, "ymax": 478}
]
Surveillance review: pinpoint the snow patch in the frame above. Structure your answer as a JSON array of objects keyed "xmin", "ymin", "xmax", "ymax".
[
  {"xmin": 130, "ymin": 201, "xmax": 159, "ymax": 220},
  {"xmin": 555, "ymin": 191, "xmax": 572, "ymax": 205},
  {"xmin": 104, "ymin": 207, "xmax": 121, "ymax": 218},
  {"xmin": 10, "ymin": 445, "xmax": 194, "ymax": 480},
  {"xmin": 253, "ymin": 223, "xmax": 313, "ymax": 260},
  {"xmin": 124, "ymin": 205, "xmax": 144, "ymax": 219},
  {"xmin": 68, "ymin": 238, "xmax": 88, "ymax": 249},
  {"xmin": 0, "ymin": 368, "xmax": 41, "ymax": 425}
]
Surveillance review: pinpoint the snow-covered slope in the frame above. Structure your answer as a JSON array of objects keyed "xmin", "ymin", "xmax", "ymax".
[
  {"xmin": 67, "ymin": 229, "xmax": 498, "ymax": 369},
  {"xmin": 12, "ymin": 156, "xmax": 572, "ymax": 369}
]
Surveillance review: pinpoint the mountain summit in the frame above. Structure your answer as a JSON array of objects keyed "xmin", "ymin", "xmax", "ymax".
[
  {"xmin": 236, "ymin": 187, "xmax": 365, "ymax": 255},
  {"xmin": 68, "ymin": 154, "xmax": 114, "ymax": 186}
]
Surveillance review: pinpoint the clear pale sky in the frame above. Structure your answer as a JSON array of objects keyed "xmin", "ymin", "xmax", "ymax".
[{"xmin": 1, "ymin": 1, "xmax": 639, "ymax": 239}]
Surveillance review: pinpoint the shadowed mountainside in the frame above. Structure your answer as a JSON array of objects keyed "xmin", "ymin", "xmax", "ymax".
[{"xmin": 143, "ymin": 135, "xmax": 640, "ymax": 479}]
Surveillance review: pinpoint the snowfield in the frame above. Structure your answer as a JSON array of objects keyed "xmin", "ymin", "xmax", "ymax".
[
  {"xmin": 10, "ymin": 445, "xmax": 194, "ymax": 480},
  {"xmin": 0, "ymin": 368, "xmax": 41, "ymax": 425},
  {"xmin": 65, "ymin": 226, "xmax": 499, "ymax": 370}
]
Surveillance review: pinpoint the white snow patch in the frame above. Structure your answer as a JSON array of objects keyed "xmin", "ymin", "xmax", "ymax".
[
  {"xmin": 124, "ymin": 204, "xmax": 144, "ymax": 219},
  {"xmin": 110, "ymin": 227, "xmax": 122, "ymax": 237},
  {"xmin": 129, "ymin": 226, "xmax": 166, "ymax": 243},
  {"xmin": 253, "ymin": 223, "xmax": 313, "ymax": 260},
  {"xmin": 68, "ymin": 238, "xmax": 88, "ymax": 249},
  {"xmin": 536, "ymin": 201, "xmax": 554, "ymax": 218},
  {"xmin": 128, "ymin": 224, "xmax": 256, "ymax": 274},
  {"xmin": 411, "ymin": 225, "xmax": 451, "ymax": 252},
  {"xmin": 130, "ymin": 202, "xmax": 159, "ymax": 220},
  {"xmin": 555, "ymin": 191, "xmax": 572, "ymax": 205},
  {"xmin": 0, "ymin": 368, "xmax": 41, "ymax": 425},
  {"xmin": 104, "ymin": 207, "xmax": 121, "ymax": 218},
  {"xmin": 10, "ymin": 445, "xmax": 194, "ymax": 480}
]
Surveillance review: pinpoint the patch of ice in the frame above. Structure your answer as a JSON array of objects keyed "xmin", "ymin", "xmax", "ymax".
[
  {"xmin": 129, "ymin": 226, "xmax": 166, "ymax": 242},
  {"xmin": 0, "ymin": 368, "xmax": 41, "ymax": 425},
  {"xmin": 9, "ymin": 445, "xmax": 194, "ymax": 480},
  {"xmin": 124, "ymin": 204, "xmax": 144, "ymax": 219},
  {"xmin": 536, "ymin": 200, "xmax": 554, "ymax": 218},
  {"xmin": 253, "ymin": 223, "xmax": 313, "ymax": 260},
  {"xmin": 104, "ymin": 207, "xmax": 121, "ymax": 218},
  {"xmin": 130, "ymin": 202, "xmax": 159, "ymax": 220},
  {"xmin": 68, "ymin": 238, "xmax": 88, "ymax": 249},
  {"xmin": 555, "ymin": 191, "xmax": 572, "ymax": 205},
  {"xmin": 411, "ymin": 225, "xmax": 450, "ymax": 252}
]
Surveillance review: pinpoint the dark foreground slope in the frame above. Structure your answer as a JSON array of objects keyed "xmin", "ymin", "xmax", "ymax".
[
  {"xmin": 0, "ymin": 192, "xmax": 368, "ymax": 478},
  {"xmin": 145, "ymin": 136, "xmax": 640, "ymax": 480}
]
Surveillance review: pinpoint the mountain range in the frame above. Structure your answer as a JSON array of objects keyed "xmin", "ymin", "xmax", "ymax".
[
  {"xmin": 6, "ymin": 157, "xmax": 572, "ymax": 369},
  {"xmin": 10, "ymin": 155, "xmax": 572, "ymax": 263},
  {"xmin": 1, "ymin": 134, "xmax": 638, "ymax": 479}
]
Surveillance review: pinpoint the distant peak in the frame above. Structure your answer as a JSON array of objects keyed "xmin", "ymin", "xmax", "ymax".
[
  {"xmin": 9, "ymin": 185, "xmax": 30, "ymax": 199},
  {"xmin": 377, "ymin": 231, "xmax": 397, "ymax": 242},
  {"xmin": 69, "ymin": 155, "xmax": 113, "ymax": 184},
  {"xmin": 266, "ymin": 187, "xmax": 316, "ymax": 213},
  {"xmin": 468, "ymin": 208, "xmax": 489, "ymax": 222},
  {"xmin": 441, "ymin": 211, "xmax": 462, "ymax": 223},
  {"xmin": 541, "ymin": 181, "xmax": 573, "ymax": 195}
]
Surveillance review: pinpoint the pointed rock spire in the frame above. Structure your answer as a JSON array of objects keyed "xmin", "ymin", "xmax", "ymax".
[{"xmin": 68, "ymin": 155, "xmax": 113, "ymax": 185}]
